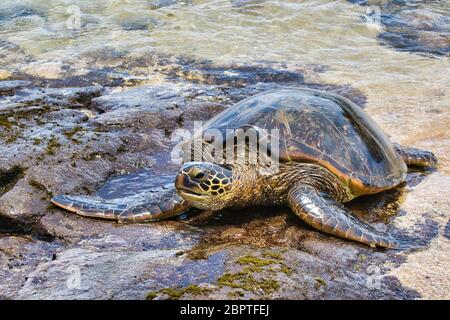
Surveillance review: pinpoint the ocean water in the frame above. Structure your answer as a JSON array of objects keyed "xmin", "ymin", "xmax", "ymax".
[
  {"xmin": 2, "ymin": 0, "xmax": 447, "ymax": 154},
  {"xmin": 0, "ymin": 1, "xmax": 448, "ymax": 93}
]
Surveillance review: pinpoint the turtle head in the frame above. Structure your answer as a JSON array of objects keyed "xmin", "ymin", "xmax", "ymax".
[{"xmin": 175, "ymin": 162, "xmax": 235, "ymax": 210}]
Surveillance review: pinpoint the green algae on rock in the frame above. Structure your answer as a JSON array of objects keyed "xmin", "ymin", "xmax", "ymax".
[
  {"xmin": 217, "ymin": 271, "xmax": 280, "ymax": 294},
  {"xmin": 146, "ymin": 284, "xmax": 212, "ymax": 300}
]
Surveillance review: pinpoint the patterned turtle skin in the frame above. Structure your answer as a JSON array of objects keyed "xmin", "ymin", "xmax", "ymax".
[{"xmin": 52, "ymin": 88, "xmax": 438, "ymax": 248}]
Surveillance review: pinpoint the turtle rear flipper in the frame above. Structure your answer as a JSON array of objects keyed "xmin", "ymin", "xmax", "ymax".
[
  {"xmin": 51, "ymin": 184, "xmax": 190, "ymax": 222},
  {"xmin": 288, "ymin": 185, "xmax": 398, "ymax": 248}
]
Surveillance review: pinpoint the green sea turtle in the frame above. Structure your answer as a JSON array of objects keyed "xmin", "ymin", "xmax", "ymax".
[{"xmin": 51, "ymin": 88, "xmax": 437, "ymax": 248}]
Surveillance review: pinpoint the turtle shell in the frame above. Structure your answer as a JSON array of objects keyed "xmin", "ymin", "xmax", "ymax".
[{"xmin": 203, "ymin": 88, "xmax": 407, "ymax": 196}]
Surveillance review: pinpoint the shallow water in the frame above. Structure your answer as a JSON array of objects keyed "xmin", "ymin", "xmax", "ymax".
[
  {"xmin": 0, "ymin": 0, "xmax": 449, "ymax": 299},
  {"xmin": 1, "ymin": 1, "xmax": 449, "ymax": 134}
]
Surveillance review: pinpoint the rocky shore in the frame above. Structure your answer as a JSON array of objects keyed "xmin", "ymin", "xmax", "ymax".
[{"xmin": 0, "ymin": 48, "xmax": 448, "ymax": 300}]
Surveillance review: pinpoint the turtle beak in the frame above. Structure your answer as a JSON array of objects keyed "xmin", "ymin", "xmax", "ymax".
[
  {"xmin": 175, "ymin": 173, "xmax": 188, "ymax": 189},
  {"xmin": 174, "ymin": 172, "xmax": 205, "ymax": 197}
]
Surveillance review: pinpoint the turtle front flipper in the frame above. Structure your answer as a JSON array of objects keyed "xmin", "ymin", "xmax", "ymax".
[
  {"xmin": 393, "ymin": 143, "xmax": 438, "ymax": 168},
  {"xmin": 287, "ymin": 185, "xmax": 398, "ymax": 248},
  {"xmin": 51, "ymin": 184, "xmax": 190, "ymax": 223}
]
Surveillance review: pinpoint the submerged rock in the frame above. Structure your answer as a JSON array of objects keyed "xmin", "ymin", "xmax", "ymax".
[
  {"xmin": 0, "ymin": 5, "xmax": 47, "ymax": 26},
  {"xmin": 120, "ymin": 17, "xmax": 161, "ymax": 31},
  {"xmin": 149, "ymin": 0, "xmax": 193, "ymax": 10},
  {"xmin": 230, "ymin": 0, "xmax": 267, "ymax": 15},
  {"xmin": 0, "ymin": 40, "xmax": 32, "ymax": 69},
  {"xmin": 0, "ymin": 80, "xmax": 32, "ymax": 96},
  {"xmin": 350, "ymin": 0, "xmax": 450, "ymax": 57}
]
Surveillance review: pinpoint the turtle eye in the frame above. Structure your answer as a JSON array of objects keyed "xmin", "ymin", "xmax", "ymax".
[
  {"xmin": 188, "ymin": 169, "xmax": 209, "ymax": 182},
  {"xmin": 194, "ymin": 172, "xmax": 206, "ymax": 180}
]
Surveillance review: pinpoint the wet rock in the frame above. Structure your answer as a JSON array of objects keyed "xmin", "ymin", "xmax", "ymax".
[
  {"xmin": 11, "ymin": 236, "xmax": 420, "ymax": 300},
  {"xmin": 92, "ymin": 84, "xmax": 186, "ymax": 112},
  {"xmin": 0, "ymin": 215, "xmax": 28, "ymax": 234},
  {"xmin": 0, "ymin": 52, "xmax": 445, "ymax": 299},
  {"xmin": 16, "ymin": 244, "xmax": 226, "ymax": 300},
  {"xmin": 150, "ymin": 55, "xmax": 368, "ymax": 107},
  {"xmin": 91, "ymin": 82, "xmax": 227, "ymax": 131},
  {"xmin": 0, "ymin": 236, "xmax": 60, "ymax": 299},
  {"xmin": 0, "ymin": 84, "xmax": 152, "ymax": 225},
  {"xmin": 0, "ymin": 166, "xmax": 26, "ymax": 198},
  {"xmin": 0, "ymin": 86, "xmax": 102, "ymax": 111},
  {"xmin": 40, "ymin": 212, "xmax": 201, "ymax": 249},
  {"xmin": 168, "ymin": 61, "xmax": 305, "ymax": 87},
  {"xmin": 17, "ymin": 247, "xmax": 178, "ymax": 300},
  {"xmin": 0, "ymin": 80, "xmax": 32, "ymax": 95},
  {"xmin": 147, "ymin": 244, "xmax": 420, "ymax": 300},
  {"xmin": 97, "ymin": 171, "xmax": 180, "ymax": 199}
]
